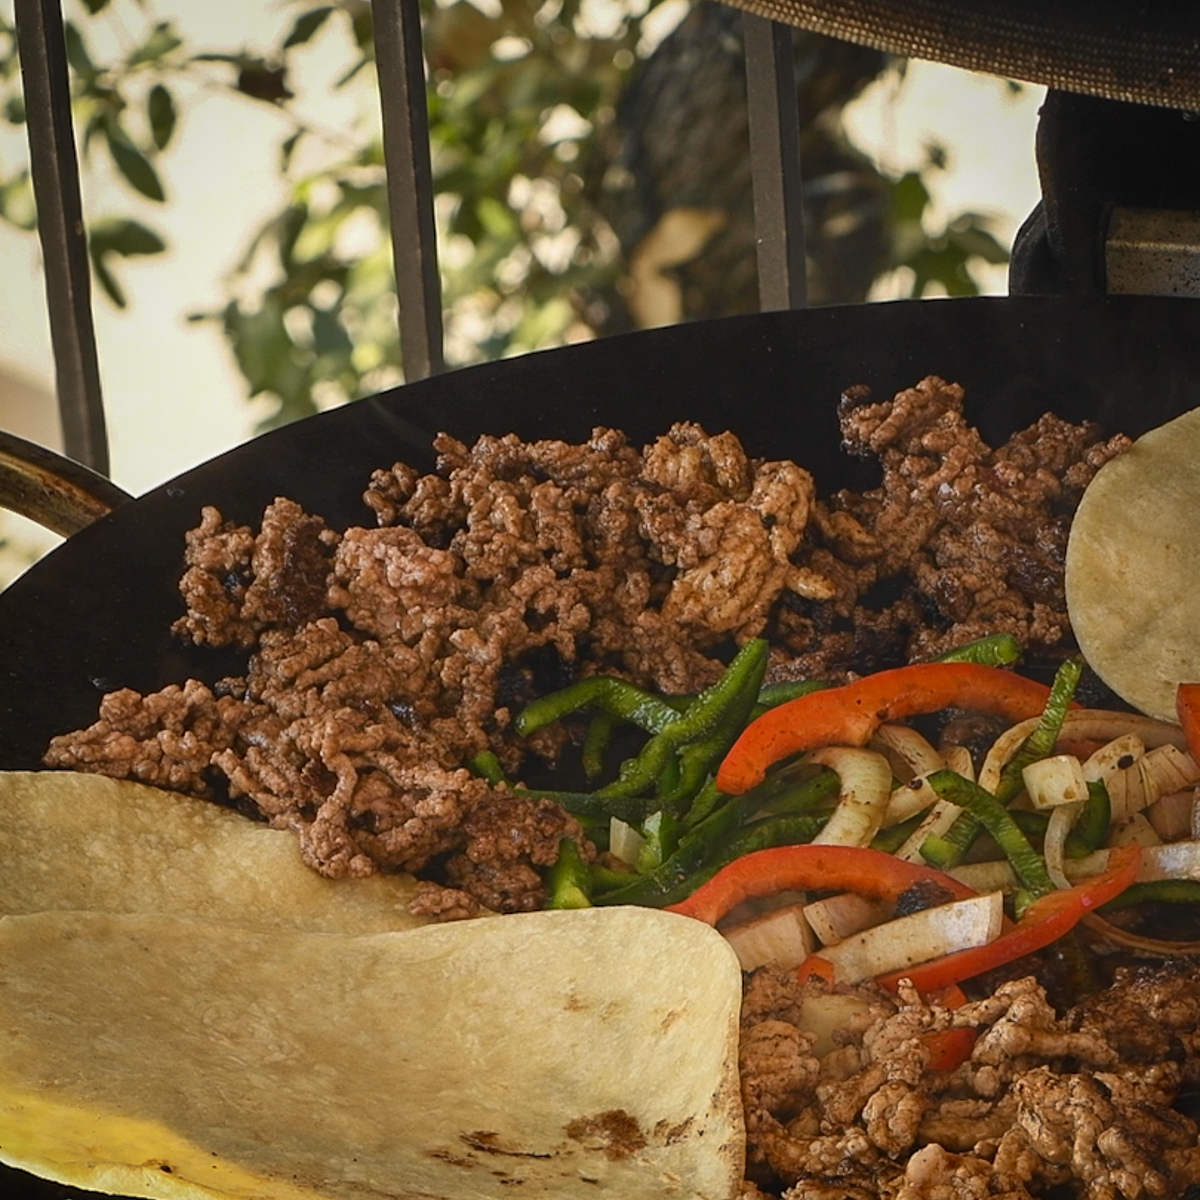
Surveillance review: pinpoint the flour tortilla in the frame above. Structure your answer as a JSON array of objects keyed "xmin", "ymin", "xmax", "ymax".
[
  {"xmin": 1065, "ymin": 406, "xmax": 1200, "ymax": 722},
  {"xmin": 0, "ymin": 770, "xmax": 430, "ymax": 932},
  {"xmin": 0, "ymin": 906, "xmax": 744, "ymax": 1200}
]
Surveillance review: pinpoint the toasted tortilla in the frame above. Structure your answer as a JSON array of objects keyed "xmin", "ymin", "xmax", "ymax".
[
  {"xmin": 0, "ymin": 906, "xmax": 744, "ymax": 1200},
  {"xmin": 1066, "ymin": 406, "xmax": 1200, "ymax": 721},
  {"xmin": 0, "ymin": 770, "xmax": 429, "ymax": 932}
]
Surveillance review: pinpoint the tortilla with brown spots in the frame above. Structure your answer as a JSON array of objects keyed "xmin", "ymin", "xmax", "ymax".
[
  {"xmin": 0, "ymin": 905, "xmax": 744, "ymax": 1200},
  {"xmin": 1066, "ymin": 404, "xmax": 1200, "ymax": 721}
]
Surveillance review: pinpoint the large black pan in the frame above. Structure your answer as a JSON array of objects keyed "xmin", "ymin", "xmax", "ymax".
[
  {"xmin": 3, "ymin": 293, "xmax": 1200, "ymax": 773},
  {"xmin": 2, "ymin": 293, "xmax": 1200, "ymax": 1199}
]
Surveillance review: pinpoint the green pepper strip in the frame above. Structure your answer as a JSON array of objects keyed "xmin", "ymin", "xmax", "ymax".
[
  {"xmin": 468, "ymin": 750, "xmax": 509, "ymax": 787},
  {"xmin": 1066, "ymin": 781, "xmax": 1111, "ymax": 859},
  {"xmin": 636, "ymin": 809, "xmax": 682, "ymax": 873},
  {"xmin": 514, "ymin": 677, "xmax": 684, "ymax": 738},
  {"xmin": 748, "ymin": 679, "xmax": 831, "ymax": 721},
  {"xmin": 923, "ymin": 657, "xmax": 1082, "ymax": 868},
  {"xmin": 581, "ymin": 712, "xmax": 616, "ymax": 781},
  {"xmin": 934, "ymin": 633, "xmax": 1023, "ymax": 668},
  {"xmin": 655, "ymin": 662, "xmax": 770, "ymax": 811},
  {"xmin": 995, "ymin": 657, "xmax": 1084, "ymax": 802},
  {"xmin": 871, "ymin": 809, "xmax": 930, "ymax": 854},
  {"xmin": 682, "ymin": 778, "xmax": 726, "ymax": 827},
  {"xmin": 596, "ymin": 638, "xmax": 769, "ymax": 803},
  {"xmin": 546, "ymin": 838, "xmax": 592, "ymax": 909},
  {"xmin": 1099, "ymin": 879, "xmax": 1200, "ymax": 910},
  {"xmin": 593, "ymin": 768, "xmax": 838, "ymax": 908},
  {"xmin": 516, "ymin": 786, "xmax": 649, "ymax": 825},
  {"xmin": 924, "ymin": 769, "xmax": 1055, "ymax": 898}
]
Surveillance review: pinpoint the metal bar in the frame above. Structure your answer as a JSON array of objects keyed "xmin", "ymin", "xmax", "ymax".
[
  {"xmin": 742, "ymin": 13, "xmax": 807, "ymax": 310},
  {"xmin": 14, "ymin": 0, "xmax": 109, "ymax": 474},
  {"xmin": 371, "ymin": 0, "xmax": 444, "ymax": 380}
]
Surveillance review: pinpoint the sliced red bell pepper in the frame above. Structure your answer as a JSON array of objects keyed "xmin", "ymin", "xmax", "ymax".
[
  {"xmin": 1177, "ymin": 683, "xmax": 1200, "ymax": 766},
  {"xmin": 921, "ymin": 1026, "xmax": 979, "ymax": 1072},
  {"xmin": 716, "ymin": 662, "xmax": 1058, "ymax": 795},
  {"xmin": 664, "ymin": 843, "xmax": 977, "ymax": 927},
  {"xmin": 872, "ymin": 842, "xmax": 1142, "ymax": 994}
]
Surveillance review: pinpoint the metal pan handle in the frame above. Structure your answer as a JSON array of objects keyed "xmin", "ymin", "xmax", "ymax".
[{"xmin": 0, "ymin": 429, "xmax": 132, "ymax": 537}]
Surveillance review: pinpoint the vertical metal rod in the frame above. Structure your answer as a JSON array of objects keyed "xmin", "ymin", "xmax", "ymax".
[
  {"xmin": 14, "ymin": 0, "xmax": 109, "ymax": 474},
  {"xmin": 742, "ymin": 13, "xmax": 807, "ymax": 310},
  {"xmin": 372, "ymin": 0, "xmax": 444, "ymax": 380}
]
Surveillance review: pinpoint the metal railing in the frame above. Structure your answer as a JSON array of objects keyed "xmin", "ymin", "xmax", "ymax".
[{"xmin": 14, "ymin": 0, "xmax": 807, "ymax": 479}]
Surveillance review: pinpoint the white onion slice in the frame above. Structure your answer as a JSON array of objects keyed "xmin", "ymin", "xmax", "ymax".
[{"xmin": 805, "ymin": 746, "xmax": 893, "ymax": 848}]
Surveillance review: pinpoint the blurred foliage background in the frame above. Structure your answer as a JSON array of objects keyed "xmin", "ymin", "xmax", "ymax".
[{"xmin": 0, "ymin": 0, "xmax": 1009, "ymax": 432}]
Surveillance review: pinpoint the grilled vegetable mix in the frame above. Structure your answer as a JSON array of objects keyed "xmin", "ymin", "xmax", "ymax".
[{"xmin": 485, "ymin": 634, "xmax": 1200, "ymax": 998}]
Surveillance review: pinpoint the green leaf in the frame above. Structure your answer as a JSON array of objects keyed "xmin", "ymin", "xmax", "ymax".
[
  {"xmin": 890, "ymin": 171, "xmax": 929, "ymax": 224},
  {"xmin": 78, "ymin": 0, "xmax": 112, "ymax": 13},
  {"xmin": 311, "ymin": 306, "xmax": 353, "ymax": 356},
  {"xmin": 87, "ymin": 216, "xmax": 168, "ymax": 308},
  {"xmin": 4, "ymin": 93, "xmax": 24, "ymax": 124},
  {"xmin": 280, "ymin": 129, "xmax": 304, "ymax": 171},
  {"xmin": 283, "ymin": 7, "xmax": 335, "ymax": 49},
  {"xmin": 90, "ymin": 250, "xmax": 126, "ymax": 307},
  {"xmin": 105, "ymin": 124, "xmax": 165, "ymax": 201},
  {"xmin": 147, "ymin": 84, "xmax": 176, "ymax": 150},
  {"xmin": 62, "ymin": 22, "xmax": 95, "ymax": 78},
  {"xmin": 127, "ymin": 22, "xmax": 183, "ymax": 68},
  {"xmin": 89, "ymin": 216, "xmax": 167, "ymax": 258},
  {"xmin": 0, "ymin": 170, "xmax": 35, "ymax": 231}
]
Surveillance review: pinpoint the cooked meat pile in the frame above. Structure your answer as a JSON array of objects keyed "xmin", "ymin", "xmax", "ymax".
[
  {"xmin": 43, "ymin": 376, "xmax": 1128, "ymax": 914},
  {"xmin": 738, "ymin": 964, "xmax": 1200, "ymax": 1200}
]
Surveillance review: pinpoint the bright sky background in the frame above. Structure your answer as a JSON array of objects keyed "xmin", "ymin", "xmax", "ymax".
[{"xmin": 0, "ymin": 0, "xmax": 1044, "ymax": 584}]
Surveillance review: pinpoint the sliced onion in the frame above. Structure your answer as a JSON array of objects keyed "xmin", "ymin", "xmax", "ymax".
[
  {"xmin": 893, "ymin": 798, "xmax": 958, "ymax": 863},
  {"xmin": 1082, "ymin": 733, "xmax": 1146, "ymax": 782},
  {"xmin": 942, "ymin": 744, "xmax": 976, "ymax": 782},
  {"xmin": 1108, "ymin": 744, "xmax": 1200, "ymax": 821},
  {"xmin": 1059, "ymin": 711, "xmax": 1189, "ymax": 751},
  {"xmin": 872, "ymin": 724, "xmax": 945, "ymax": 779},
  {"xmin": 1044, "ymin": 800, "xmax": 1083, "ymax": 890},
  {"xmin": 817, "ymin": 892, "xmax": 1005, "ymax": 984},
  {"xmin": 803, "ymin": 891, "xmax": 891, "ymax": 946},
  {"xmin": 1082, "ymin": 914, "xmax": 1200, "ymax": 957},
  {"xmin": 1022, "ymin": 754, "xmax": 1088, "ymax": 810},
  {"xmin": 609, "ymin": 817, "xmax": 646, "ymax": 867},
  {"xmin": 884, "ymin": 777, "xmax": 940, "ymax": 826},
  {"xmin": 1107, "ymin": 813, "xmax": 1162, "ymax": 848},
  {"xmin": 805, "ymin": 746, "xmax": 894, "ymax": 847},
  {"xmin": 978, "ymin": 710, "xmax": 1188, "ymax": 796},
  {"xmin": 1146, "ymin": 789, "xmax": 1197, "ymax": 841}
]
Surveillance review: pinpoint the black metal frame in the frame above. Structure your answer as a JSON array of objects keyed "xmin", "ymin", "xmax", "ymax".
[{"xmin": 14, "ymin": 0, "xmax": 806, "ymax": 479}]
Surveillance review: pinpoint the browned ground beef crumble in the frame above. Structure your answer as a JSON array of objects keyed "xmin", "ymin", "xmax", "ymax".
[
  {"xmin": 44, "ymin": 375, "xmax": 1128, "ymax": 910},
  {"xmin": 738, "ymin": 964, "xmax": 1200, "ymax": 1200},
  {"xmin": 42, "ymin": 374, "xmax": 1185, "ymax": 1198}
]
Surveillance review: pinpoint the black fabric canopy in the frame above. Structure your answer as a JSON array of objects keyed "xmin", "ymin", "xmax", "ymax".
[{"xmin": 721, "ymin": 0, "xmax": 1200, "ymax": 110}]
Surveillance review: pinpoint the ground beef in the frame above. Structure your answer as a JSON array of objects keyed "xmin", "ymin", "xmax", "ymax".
[
  {"xmin": 739, "ymin": 967, "xmax": 1200, "ymax": 1200},
  {"xmin": 782, "ymin": 376, "xmax": 1130, "ymax": 677},
  {"xmin": 42, "ymin": 381, "xmax": 1127, "ymax": 917}
]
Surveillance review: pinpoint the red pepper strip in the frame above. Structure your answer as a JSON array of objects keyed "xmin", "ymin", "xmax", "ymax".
[
  {"xmin": 925, "ymin": 983, "xmax": 969, "ymax": 1010},
  {"xmin": 1176, "ymin": 683, "xmax": 1200, "ymax": 765},
  {"xmin": 874, "ymin": 842, "xmax": 1143, "ymax": 995},
  {"xmin": 796, "ymin": 955, "xmax": 836, "ymax": 985},
  {"xmin": 922, "ymin": 1027, "xmax": 979, "ymax": 1072},
  {"xmin": 716, "ymin": 663, "xmax": 1058, "ymax": 795},
  {"xmin": 664, "ymin": 844, "xmax": 977, "ymax": 927}
]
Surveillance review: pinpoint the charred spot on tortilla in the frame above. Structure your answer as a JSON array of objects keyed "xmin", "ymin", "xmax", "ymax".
[
  {"xmin": 462, "ymin": 1132, "xmax": 553, "ymax": 1159},
  {"xmin": 1066, "ymin": 404, "xmax": 1200, "ymax": 720},
  {"xmin": 564, "ymin": 1111, "xmax": 648, "ymax": 1161}
]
